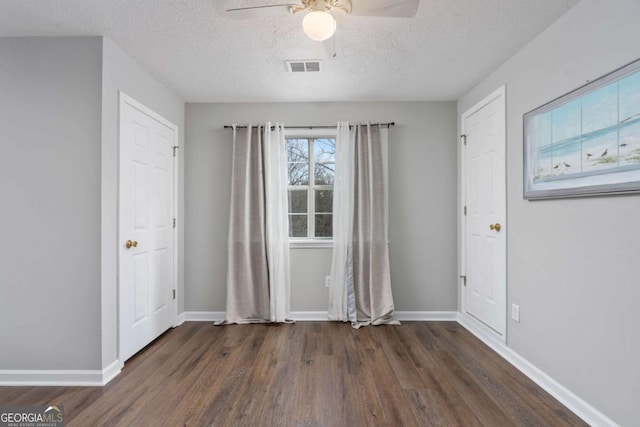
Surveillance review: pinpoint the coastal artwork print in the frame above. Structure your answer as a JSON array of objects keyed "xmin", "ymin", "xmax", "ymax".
[{"xmin": 524, "ymin": 59, "xmax": 640, "ymax": 199}]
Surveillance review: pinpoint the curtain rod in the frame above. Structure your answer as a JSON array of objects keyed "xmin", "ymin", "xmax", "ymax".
[{"xmin": 223, "ymin": 122, "xmax": 395, "ymax": 130}]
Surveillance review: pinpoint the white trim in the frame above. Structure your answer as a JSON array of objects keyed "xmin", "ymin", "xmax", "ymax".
[
  {"xmin": 457, "ymin": 311, "xmax": 506, "ymax": 345},
  {"xmin": 456, "ymin": 313, "xmax": 618, "ymax": 427},
  {"xmin": 171, "ymin": 105, "xmax": 180, "ymax": 328},
  {"xmin": 395, "ymin": 311, "xmax": 458, "ymax": 321},
  {"xmin": 284, "ymin": 128, "xmax": 337, "ymax": 139},
  {"xmin": 181, "ymin": 311, "xmax": 330, "ymax": 321},
  {"xmin": 0, "ymin": 370, "xmax": 104, "ymax": 386},
  {"xmin": 176, "ymin": 312, "xmax": 186, "ymax": 325},
  {"xmin": 182, "ymin": 311, "xmax": 226, "ymax": 322},
  {"xmin": 0, "ymin": 360, "xmax": 122, "ymax": 387},
  {"xmin": 289, "ymin": 240, "xmax": 333, "ymax": 249},
  {"xmin": 118, "ymin": 92, "xmax": 179, "ymax": 363},
  {"xmin": 178, "ymin": 311, "xmax": 458, "ymax": 322},
  {"xmin": 101, "ymin": 359, "xmax": 123, "ymax": 385},
  {"xmin": 459, "ymin": 84, "xmax": 507, "ymax": 336},
  {"xmin": 290, "ymin": 311, "xmax": 329, "ymax": 321},
  {"xmin": 119, "ymin": 92, "xmax": 178, "ymax": 130}
]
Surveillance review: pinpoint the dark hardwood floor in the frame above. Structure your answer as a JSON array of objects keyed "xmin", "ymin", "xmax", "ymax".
[{"xmin": 0, "ymin": 321, "xmax": 587, "ymax": 426}]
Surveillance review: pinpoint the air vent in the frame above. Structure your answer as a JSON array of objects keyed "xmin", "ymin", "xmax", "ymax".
[{"xmin": 286, "ymin": 60, "xmax": 322, "ymax": 73}]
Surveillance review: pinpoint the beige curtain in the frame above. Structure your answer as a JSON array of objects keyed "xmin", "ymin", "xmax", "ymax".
[
  {"xmin": 329, "ymin": 123, "xmax": 399, "ymax": 328},
  {"xmin": 224, "ymin": 125, "xmax": 270, "ymax": 323},
  {"xmin": 222, "ymin": 123, "xmax": 292, "ymax": 324},
  {"xmin": 352, "ymin": 124, "xmax": 398, "ymax": 327}
]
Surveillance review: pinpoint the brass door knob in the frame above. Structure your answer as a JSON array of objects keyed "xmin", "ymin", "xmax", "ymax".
[
  {"xmin": 125, "ymin": 240, "xmax": 138, "ymax": 249},
  {"xmin": 489, "ymin": 223, "xmax": 502, "ymax": 232}
]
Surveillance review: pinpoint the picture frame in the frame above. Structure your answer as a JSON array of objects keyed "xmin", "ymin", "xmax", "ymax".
[{"xmin": 523, "ymin": 58, "xmax": 640, "ymax": 199}]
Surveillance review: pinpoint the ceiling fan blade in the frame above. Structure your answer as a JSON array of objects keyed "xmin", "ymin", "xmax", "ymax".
[
  {"xmin": 350, "ymin": 0, "xmax": 419, "ymax": 18},
  {"xmin": 226, "ymin": 3, "xmax": 298, "ymax": 20}
]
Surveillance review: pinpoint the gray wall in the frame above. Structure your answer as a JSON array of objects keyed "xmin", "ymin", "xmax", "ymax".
[
  {"xmin": 100, "ymin": 39, "xmax": 185, "ymax": 369},
  {"xmin": 457, "ymin": 0, "xmax": 640, "ymax": 424},
  {"xmin": 0, "ymin": 36, "xmax": 184, "ymax": 372},
  {"xmin": 290, "ymin": 249, "xmax": 332, "ymax": 312},
  {"xmin": 185, "ymin": 102, "xmax": 457, "ymax": 313},
  {"xmin": 0, "ymin": 37, "xmax": 103, "ymax": 369}
]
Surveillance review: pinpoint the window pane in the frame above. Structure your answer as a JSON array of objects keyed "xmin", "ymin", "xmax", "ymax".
[
  {"xmin": 287, "ymin": 139, "xmax": 309, "ymax": 185},
  {"xmin": 287, "ymin": 139, "xmax": 309, "ymax": 161},
  {"xmin": 288, "ymin": 162, "xmax": 309, "ymax": 185},
  {"xmin": 315, "ymin": 162, "xmax": 334, "ymax": 185},
  {"xmin": 289, "ymin": 214, "xmax": 308, "ymax": 237},
  {"xmin": 314, "ymin": 139, "xmax": 336, "ymax": 163},
  {"xmin": 315, "ymin": 189, "xmax": 333, "ymax": 213},
  {"xmin": 288, "ymin": 190, "xmax": 308, "ymax": 213},
  {"xmin": 314, "ymin": 138, "xmax": 335, "ymax": 185},
  {"xmin": 315, "ymin": 214, "xmax": 332, "ymax": 237}
]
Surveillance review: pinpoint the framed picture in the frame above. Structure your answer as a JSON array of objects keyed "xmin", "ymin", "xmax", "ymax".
[{"xmin": 524, "ymin": 58, "xmax": 640, "ymax": 199}]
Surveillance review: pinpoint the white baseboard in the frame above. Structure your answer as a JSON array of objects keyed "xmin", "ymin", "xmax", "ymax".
[
  {"xmin": 289, "ymin": 311, "xmax": 458, "ymax": 322},
  {"xmin": 456, "ymin": 311, "xmax": 506, "ymax": 346},
  {"xmin": 290, "ymin": 311, "xmax": 329, "ymax": 321},
  {"xmin": 395, "ymin": 311, "xmax": 457, "ymax": 321},
  {"xmin": 101, "ymin": 359, "xmax": 123, "ymax": 385},
  {"xmin": 0, "ymin": 359, "xmax": 122, "ymax": 387},
  {"xmin": 179, "ymin": 311, "xmax": 458, "ymax": 322},
  {"xmin": 179, "ymin": 311, "xmax": 330, "ymax": 321},
  {"xmin": 456, "ymin": 313, "xmax": 618, "ymax": 427},
  {"xmin": 176, "ymin": 311, "xmax": 186, "ymax": 325},
  {"xmin": 181, "ymin": 311, "xmax": 226, "ymax": 322}
]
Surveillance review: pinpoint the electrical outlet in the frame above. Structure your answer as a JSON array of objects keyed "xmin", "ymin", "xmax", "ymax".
[
  {"xmin": 511, "ymin": 304, "xmax": 520, "ymax": 322},
  {"xmin": 325, "ymin": 276, "xmax": 331, "ymax": 288}
]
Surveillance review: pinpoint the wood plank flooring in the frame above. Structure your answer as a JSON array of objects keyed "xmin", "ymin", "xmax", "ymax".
[{"xmin": 0, "ymin": 322, "xmax": 587, "ymax": 426}]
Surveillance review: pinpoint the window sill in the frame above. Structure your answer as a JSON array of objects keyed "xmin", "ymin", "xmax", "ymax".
[{"xmin": 289, "ymin": 240, "xmax": 333, "ymax": 249}]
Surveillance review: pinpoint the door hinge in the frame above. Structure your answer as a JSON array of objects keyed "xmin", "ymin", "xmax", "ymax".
[
  {"xmin": 173, "ymin": 289, "xmax": 176, "ymax": 300},
  {"xmin": 172, "ymin": 146, "xmax": 179, "ymax": 157},
  {"xmin": 464, "ymin": 206, "xmax": 467, "ymax": 216},
  {"xmin": 173, "ymin": 218, "xmax": 176, "ymax": 228},
  {"xmin": 460, "ymin": 275, "xmax": 467, "ymax": 286},
  {"xmin": 461, "ymin": 134, "xmax": 467, "ymax": 145}
]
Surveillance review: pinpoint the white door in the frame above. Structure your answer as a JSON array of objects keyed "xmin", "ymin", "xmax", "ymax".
[
  {"xmin": 461, "ymin": 86, "xmax": 506, "ymax": 336},
  {"xmin": 119, "ymin": 93, "xmax": 177, "ymax": 361}
]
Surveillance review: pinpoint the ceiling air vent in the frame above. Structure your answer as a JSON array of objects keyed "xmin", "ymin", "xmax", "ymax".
[{"xmin": 286, "ymin": 60, "xmax": 321, "ymax": 73}]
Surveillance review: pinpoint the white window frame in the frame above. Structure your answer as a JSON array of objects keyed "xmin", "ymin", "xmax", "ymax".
[{"xmin": 285, "ymin": 128, "xmax": 336, "ymax": 249}]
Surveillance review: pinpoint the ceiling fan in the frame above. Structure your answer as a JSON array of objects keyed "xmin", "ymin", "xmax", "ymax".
[{"xmin": 226, "ymin": 0, "xmax": 419, "ymax": 56}]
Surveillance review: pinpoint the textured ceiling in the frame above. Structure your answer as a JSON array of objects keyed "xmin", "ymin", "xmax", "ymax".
[{"xmin": 0, "ymin": 0, "xmax": 578, "ymax": 102}]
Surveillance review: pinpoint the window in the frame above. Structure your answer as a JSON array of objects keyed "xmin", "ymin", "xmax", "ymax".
[{"xmin": 286, "ymin": 135, "xmax": 335, "ymax": 239}]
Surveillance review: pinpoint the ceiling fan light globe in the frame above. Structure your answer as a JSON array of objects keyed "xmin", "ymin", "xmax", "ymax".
[{"xmin": 302, "ymin": 11, "xmax": 336, "ymax": 41}]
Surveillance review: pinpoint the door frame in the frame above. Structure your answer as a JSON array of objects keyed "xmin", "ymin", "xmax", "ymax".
[
  {"xmin": 117, "ymin": 92, "xmax": 179, "ymax": 363},
  {"xmin": 459, "ymin": 85, "xmax": 507, "ymax": 340}
]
